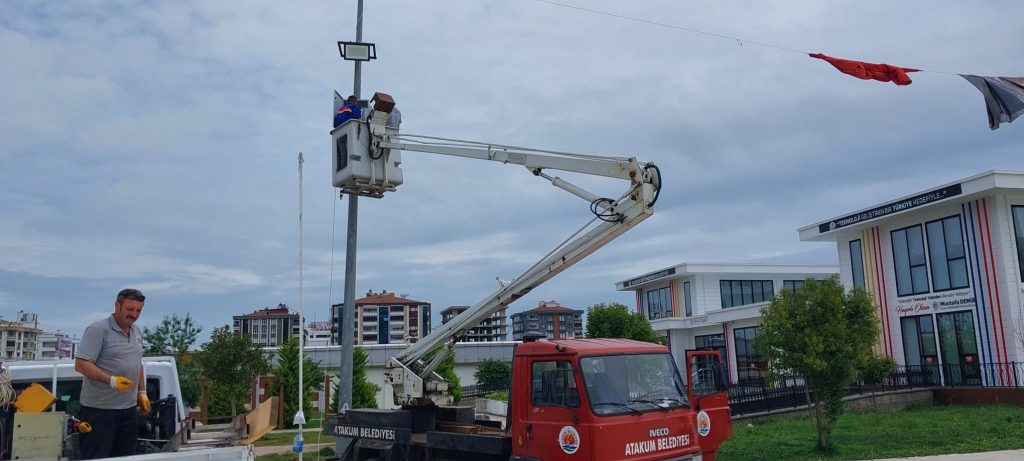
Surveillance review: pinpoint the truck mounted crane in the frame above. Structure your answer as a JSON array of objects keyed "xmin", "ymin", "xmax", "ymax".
[{"xmin": 325, "ymin": 93, "xmax": 732, "ymax": 461}]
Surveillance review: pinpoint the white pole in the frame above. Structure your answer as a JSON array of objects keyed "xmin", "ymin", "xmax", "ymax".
[{"xmin": 296, "ymin": 152, "xmax": 306, "ymax": 459}]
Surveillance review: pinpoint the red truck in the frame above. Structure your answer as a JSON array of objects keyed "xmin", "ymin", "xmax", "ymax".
[
  {"xmin": 325, "ymin": 338, "xmax": 731, "ymax": 461},
  {"xmin": 325, "ymin": 93, "xmax": 733, "ymax": 460}
]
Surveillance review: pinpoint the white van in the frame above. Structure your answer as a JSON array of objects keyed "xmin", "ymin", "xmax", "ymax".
[{"xmin": 5, "ymin": 356, "xmax": 188, "ymax": 444}]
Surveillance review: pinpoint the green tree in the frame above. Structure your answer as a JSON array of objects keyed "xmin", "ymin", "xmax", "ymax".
[
  {"xmin": 755, "ymin": 277, "xmax": 878, "ymax": 452},
  {"xmin": 330, "ymin": 347, "xmax": 379, "ymax": 412},
  {"xmin": 474, "ymin": 358, "xmax": 511, "ymax": 389},
  {"xmin": 206, "ymin": 381, "xmax": 247, "ymax": 418},
  {"xmin": 143, "ymin": 314, "xmax": 203, "ymax": 357},
  {"xmin": 177, "ymin": 361, "xmax": 203, "ymax": 408},
  {"xmin": 585, "ymin": 302, "xmax": 663, "ymax": 343},
  {"xmin": 436, "ymin": 354, "xmax": 462, "ymax": 404},
  {"xmin": 143, "ymin": 314, "xmax": 204, "ymax": 407},
  {"xmin": 196, "ymin": 326, "xmax": 270, "ymax": 417},
  {"xmin": 272, "ymin": 339, "xmax": 325, "ymax": 428}
]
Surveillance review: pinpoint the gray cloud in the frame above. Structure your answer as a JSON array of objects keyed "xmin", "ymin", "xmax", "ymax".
[{"xmin": 1, "ymin": 0, "xmax": 1022, "ymax": 341}]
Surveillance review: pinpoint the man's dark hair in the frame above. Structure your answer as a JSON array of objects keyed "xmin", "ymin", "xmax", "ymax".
[
  {"xmin": 117, "ymin": 288, "xmax": 146, "ymax": 304},
  {"xmin": 346, "ymin": 95, "xmax": 358, "ymax": 103}
]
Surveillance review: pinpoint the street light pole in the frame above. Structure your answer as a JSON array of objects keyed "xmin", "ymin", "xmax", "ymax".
[{"xmin": 337, "ymin": 0, "xmax": 364, "ymax": 457}]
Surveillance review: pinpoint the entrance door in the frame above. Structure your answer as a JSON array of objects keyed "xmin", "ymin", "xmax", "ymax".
[
  {"xmin": 900, "ymin": 315, "xmax": 940, "ymax": 385},
  {"xmin": 685, "ymin": 351, "xmax": 732, "ymax": 461},
  {"xmin": 936, "ymin": 311, "xmax": 981, "ymax": 385}
]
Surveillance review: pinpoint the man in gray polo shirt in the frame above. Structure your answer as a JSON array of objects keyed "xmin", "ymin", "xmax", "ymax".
[{"xmin": 75, "ymin": 288, "xmax": 150, "ymax": 459}]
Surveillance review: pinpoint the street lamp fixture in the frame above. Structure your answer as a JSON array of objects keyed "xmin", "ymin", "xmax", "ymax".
[{"xmin": 337, "ymin": 41, "xmax": 376, "ymax": 61}]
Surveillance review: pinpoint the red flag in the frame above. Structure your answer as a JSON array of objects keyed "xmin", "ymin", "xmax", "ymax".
[{"xmin": 810, "ymin": 53, "xmax": 920, "ymax": 86}]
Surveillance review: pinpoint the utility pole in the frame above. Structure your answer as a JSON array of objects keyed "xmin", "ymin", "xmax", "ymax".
[{"xmin": 336, "ymin": 0, "xmax": 364, "ymax": 457}]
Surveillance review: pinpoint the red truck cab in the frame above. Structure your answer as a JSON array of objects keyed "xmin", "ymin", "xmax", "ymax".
[{"xmin": 509, "ymin": 338, "xmax": 731, "ymax": 461}]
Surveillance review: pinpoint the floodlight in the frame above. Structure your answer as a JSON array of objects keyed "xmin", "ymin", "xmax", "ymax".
[{"xmin": 337, "ymin": 41, "xmax": 377, "ymax": 61}]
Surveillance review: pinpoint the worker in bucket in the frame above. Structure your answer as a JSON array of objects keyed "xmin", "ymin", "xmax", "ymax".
[
  {"xmin": 334, "ymin": 94, "xmax": 362, "ymax": 127},
  {"xmin": 74, "ymin": 288, "xmax": 151, "ymax": 459}
]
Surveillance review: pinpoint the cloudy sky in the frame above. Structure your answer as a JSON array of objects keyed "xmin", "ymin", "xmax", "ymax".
[{"xmin": 2, "ymin": 1, "xmax": 1022, "ymax": 343}]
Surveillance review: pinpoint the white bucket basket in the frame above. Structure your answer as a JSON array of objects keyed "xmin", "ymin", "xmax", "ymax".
[{"xmin": 331, "ymin": 119, "xmax": 403, "ymax": 198}]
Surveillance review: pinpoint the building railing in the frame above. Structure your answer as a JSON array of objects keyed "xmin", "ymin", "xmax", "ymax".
[{"xmin": 728, "ymin": 363, "xmax": 1023, "ymax": 417}]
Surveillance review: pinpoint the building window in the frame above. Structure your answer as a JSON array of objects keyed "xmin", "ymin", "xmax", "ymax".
[
  {"xmin": 733, "ymin": 327, "xmax": 765, "ymax": 384},
  {"xmin": 782, "ymin": 280, "xmax": 804, "ymax": 292},
  {"xmin": 694, "ymin": 334, "xmax": 727, "ymax": 379},
  {"xmin": 720, "ymin": 280, "xmax": 774, "ymax": 308},
  {"xmin": 646, "ymin": 286, "xmax": 671, "ymax": 319},
  {"xmin": 683, "ymin": 281, "xmax": 693, "ymax": 317},
  {"xmin": 925, "ymin": 215, "xmax": 968, "ymax": 292},
  {"xmin": 891, "ymin": 225, "xmax": 929, "ymax": 296},
  {"xmin": 850, "ymin": 239, "xmax": 866, "ymax": 290},
  {"xmin": 1012, "ymin": 206, "xmax": 1024, "ymax": 281}
]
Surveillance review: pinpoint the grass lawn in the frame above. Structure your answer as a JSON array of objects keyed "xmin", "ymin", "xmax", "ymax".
[
  {"xmin": 254, "ymin": 429, "xmax": 336, "ymax": 447},
  {"xmin": 717, "ymin": 405, "xmax": 1024, "ymax": 461}
]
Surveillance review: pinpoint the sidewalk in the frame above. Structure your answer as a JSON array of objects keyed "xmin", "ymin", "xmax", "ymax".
[
  {"xmin": 861, "ymin": 450, "xmax": 1024, "ymax": 460},
  {"xmin": 253, "ymin": 442, "xmax": 333, "ymax": 457}
]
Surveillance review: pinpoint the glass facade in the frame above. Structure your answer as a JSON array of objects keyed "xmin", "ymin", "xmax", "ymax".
[
  {"xmin": 733, "ymin": 326, "xmax": 765, "ymax": 384},
  {"xmin": 683, "ymin": 281, "xmax": 692, "ymax": 317},
  {"xmin": 720, "ymin": 280, "xmax": 774, "ymax": 308},
  {"xmin": 936, "ymin": 311, "xmax": 980, "ymax": 385},
  {"xmin": 850, "ymin": 239, "xmax": 866, "ymax": 289},
  {"xmin": 891, "ymin": 225, "xmax": 930, "ymax": 296},
  {"xmin": 694, "ymin": 333, "xmax": 727, "ymax": 380},
  {"xmin": 1013, "ymin": 206, "xmax": 1024, "ymax": 281},
  {"xmin": 925, "ymin": 216, "xmax": 968, "ymax": 291},
  {"xmin": 646, "ymin": 286, "xmax": 672, "ymax": 320},
  {"xmin": 900, "ymin": 314, "xmax": 940, "ymax": 384},
  {"xmin": 782, "ymin": 280, "xmax": 804, "ymax": 292}
]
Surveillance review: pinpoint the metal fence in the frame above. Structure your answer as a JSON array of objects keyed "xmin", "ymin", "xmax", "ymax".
[
  {"xmin": 728, "ymin": 362, "xmax": 1024, "ymax": 416},
  {"xmin": 463, "ymin": 383, "xmax": 510, "ymax": 398}
]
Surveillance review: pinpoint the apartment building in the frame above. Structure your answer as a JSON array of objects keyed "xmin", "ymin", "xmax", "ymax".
[
  {"xmin": 0, "ymin": 311, "xmax": 43, "ymax": 361},
  {"xmin": 510, "ymin": 300, "xmax": 583, "ymax": 341},
  {"xmin": 232, "ymin": 304, "xmax": 301, "ymax": 348},
  {"xmin": 440, "ymin": 305, "xmax": 508, "ymax": 342},
  {"xmin": 332, "ymin": 290, "xmax": 432, "ymax": 346}
]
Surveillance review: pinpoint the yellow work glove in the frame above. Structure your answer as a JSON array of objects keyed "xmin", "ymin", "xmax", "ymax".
[
  {"xmin": 109, "ymin": 375, "xmax": 133, "ymax": 392},
  {"xmin": 137, "ymin": 392, "xmax": 151, "ymax": 415},
  {"xmin": 78, "ymin": 421, "xmax": 93, "ymax": 433}
]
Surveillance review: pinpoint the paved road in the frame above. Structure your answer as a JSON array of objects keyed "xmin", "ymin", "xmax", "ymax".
[{"xmin": 860, "ymin": 450, "xmax": 1024, "ymax": 460}]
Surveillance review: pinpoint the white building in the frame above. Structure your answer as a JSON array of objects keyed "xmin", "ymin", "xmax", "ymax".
[
  {"xmin": 616, "ymin": 263, "xmax": 837, "ymax": 384},
  {"xmin": 305, "ymin": 321, "xmax": 333, "ymax": 347},
  {"xmin": 0, "ymin": 311, "xmax": 43, "ymax": 361},
  {"xmin": 37, "ymin": 331, "xmax": 78, "ymax": 360},
  {"xmin": 800, "ymin": 170, "xmax": 1024, "ymax": 386}
]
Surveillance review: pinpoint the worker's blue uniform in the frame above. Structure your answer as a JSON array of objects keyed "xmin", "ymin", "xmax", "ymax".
[{"xmin": 334, "ymin": 102, "xmax": 362, "ymax": 128}]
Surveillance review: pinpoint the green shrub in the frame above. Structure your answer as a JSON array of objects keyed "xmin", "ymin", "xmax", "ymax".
[{"xmin": 485, "ymin": 390, "xmax": 509, "ymax": 401}]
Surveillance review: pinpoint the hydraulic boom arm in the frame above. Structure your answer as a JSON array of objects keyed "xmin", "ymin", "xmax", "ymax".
[{"xmin": 336, "ymin": 93, "xmax": 662, "ymax": 405}]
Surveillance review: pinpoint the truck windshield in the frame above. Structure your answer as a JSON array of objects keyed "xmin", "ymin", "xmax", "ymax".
[{"xmin": 580, "ymin": 353, "xmax": 689, "ymax": 415}]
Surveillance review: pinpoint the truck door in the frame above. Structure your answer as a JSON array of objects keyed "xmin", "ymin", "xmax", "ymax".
[
  {"xmin": 515, "ymin": 358, "xmax": 588, "ymax": 461},
  {"xmin": 685, "ymin": 350, "xmax": 732, "ymax": 461}
]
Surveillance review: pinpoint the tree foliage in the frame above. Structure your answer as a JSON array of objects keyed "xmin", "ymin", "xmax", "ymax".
[
  {"xmin": 754, "ymin": 277, "xmax": 878, "ymax": 452},
  {"xmin": 585, "ymin": 302, "xmax": 662, "ymax": 344},
  {"xmin": 206, "ymin": 380, "xmax": 247, "ymax": 418},
  {"xmin": 144, "ymin": 314, "xmax": 204, "ymax": 408},
  {"xmin": 143, "ymin": 314, "xmax": 203, "ymax": 357},
  {"xmin": 177, "ymin": 360, "xmax": 203, "ymax": 408},
  {"xmin": 474, "ymin": 358, "xmax": 511, "ymax": 389},
  {"xmin": 272, "ymin": 339, "xmax": 325, "ymax": 428},
  {"xmin": 436, "ymin": 354, "xmax": 462, "ymax": 404},
  {"xmin": 196, "ymin": 326, "xmax": 270, "ymax": 417},
  {"xmin": 331, "ymin": 347, "xmax": 379, "ymax": 412}
]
